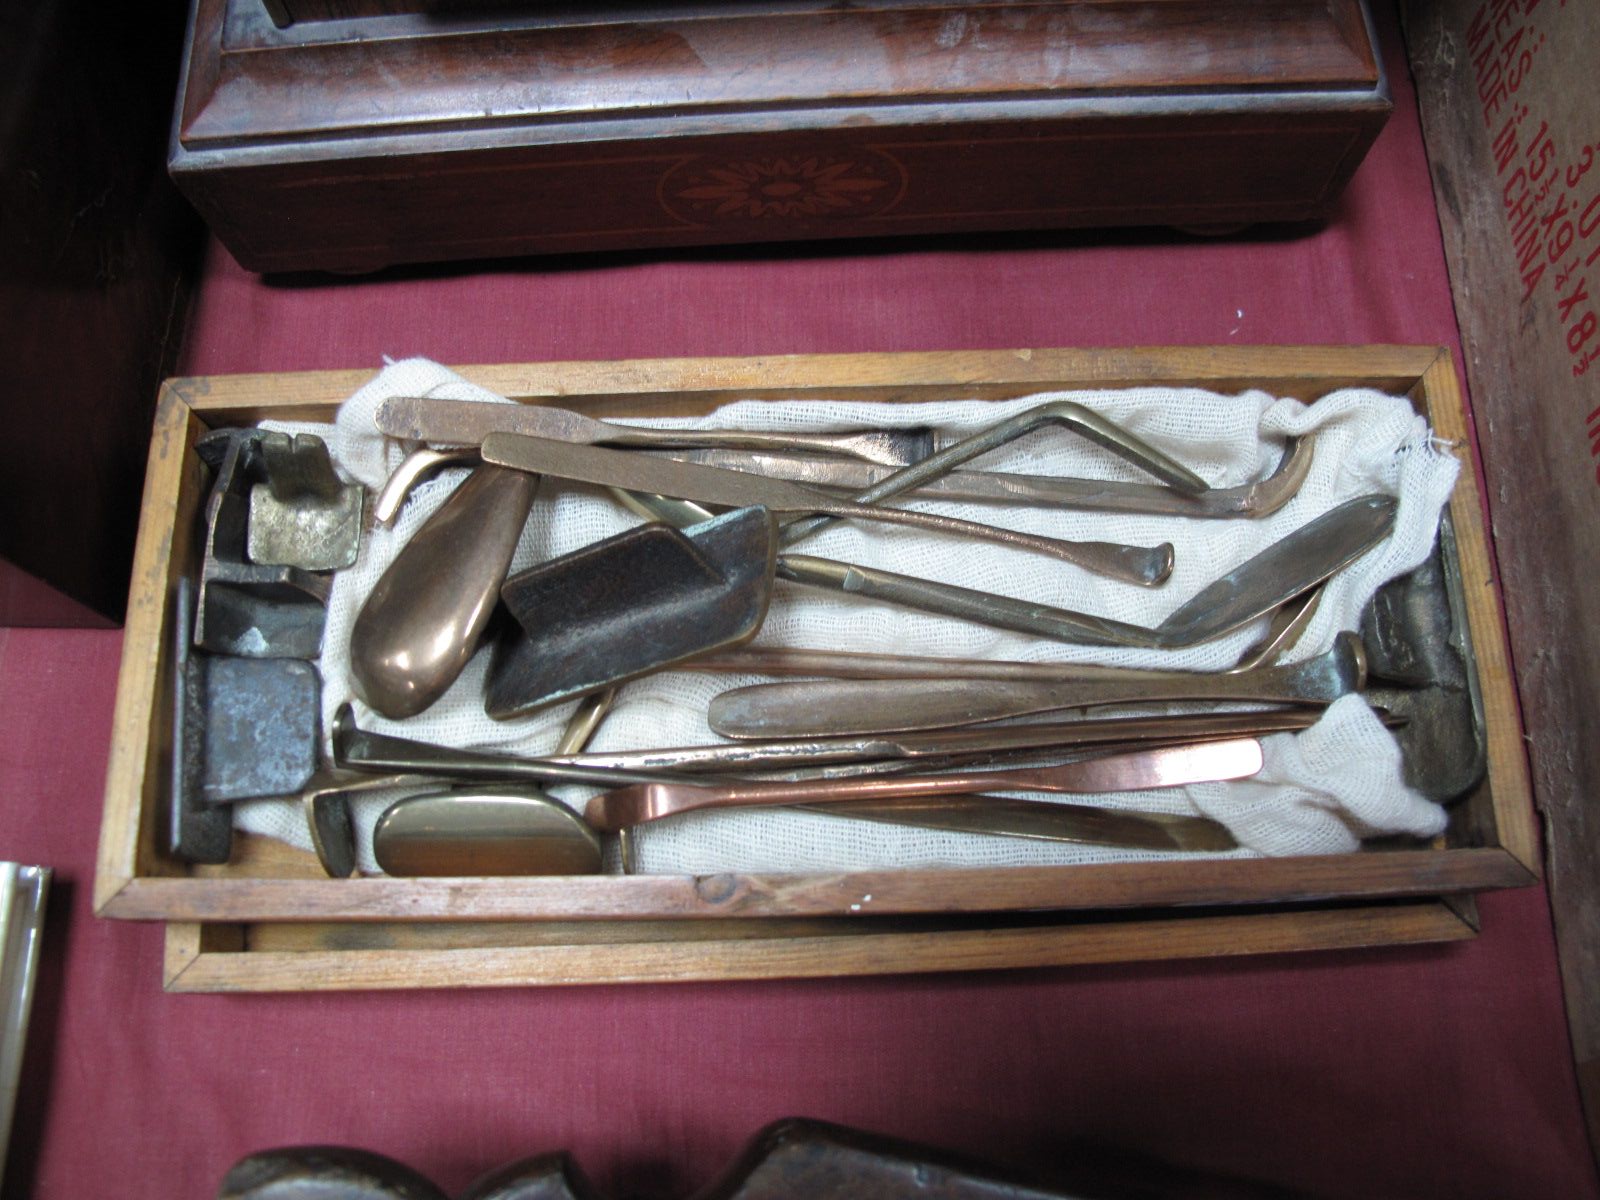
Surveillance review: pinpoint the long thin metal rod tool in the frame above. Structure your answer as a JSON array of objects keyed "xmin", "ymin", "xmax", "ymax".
[
  {"xmin": 674, "ymin": 435, "xmax": 1312, "ymax": 517},
  {"xmin": 482, "ymin": 432, "xmax": 1172, "ymax": 585},
  {"xmin": 586, "ymin": 737, "xmax": 1265, "ymax": 831},
  {"xmin": 776, "ymin": 399, "xmax": 1208, "ymax": 549},
  {"xmin": 377, "ymin": 396, "xmax": 932, "ymax": 466},
  {"xmin": 707, "ymin": 633, "xmax": 1365, "ymax": 738}
]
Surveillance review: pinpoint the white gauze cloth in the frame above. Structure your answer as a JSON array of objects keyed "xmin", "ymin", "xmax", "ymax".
[{"xmin": 233, "ymin": 357, "xmax": 1459, "ymax": 874}]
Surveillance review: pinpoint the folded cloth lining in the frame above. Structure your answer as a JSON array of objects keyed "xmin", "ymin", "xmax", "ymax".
[{"xmin": 234, "ymin": 357, "xmax": 1458, "ymax": 873}]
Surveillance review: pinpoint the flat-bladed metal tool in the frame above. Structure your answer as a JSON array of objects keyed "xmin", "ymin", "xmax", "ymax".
[
  {"xmin": 480, "ymin": 432, "xmax": 1173, "ymax": 585},
  {"xmin": 376, "ymin": 396, "xmax": 933, "ymax": 465},
  {"xmin": 585, "ymin": 737, "xmax": 1265, "ymax": 831}
]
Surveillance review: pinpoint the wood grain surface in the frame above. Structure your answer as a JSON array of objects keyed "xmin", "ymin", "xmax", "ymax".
[
  {"xmin": 169, "ymin": 0, "xmax": 1389, "ymax": 270},
  {"xmin": 93, "ymin": 347, "xmax": 1537, "ymax": 960},
  {"xmin": 1402, "ymin": 0, "xmax": 1600, "ymax": 1154}
]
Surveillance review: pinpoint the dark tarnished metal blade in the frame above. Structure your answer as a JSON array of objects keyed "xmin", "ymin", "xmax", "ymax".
[
  {"xmin": 486, "ymin": 506, "xmax": 777, "ymax": 719},
  {"xmin": 1154, "ymin": 494, "xmax": 1399, "ymax": 646}
]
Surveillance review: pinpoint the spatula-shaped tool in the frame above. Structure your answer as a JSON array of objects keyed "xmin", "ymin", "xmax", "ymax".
[
  {"xmin": 485, "ymin": 505, "xmax": 778, "ymax": 718},
  {"xmin": 586, "ymin": 736, "xmax": 1264, "ymax": 831},
  {"xmin": 480, "ymin": 432, "xmax": 1173, "ymax": 586}
]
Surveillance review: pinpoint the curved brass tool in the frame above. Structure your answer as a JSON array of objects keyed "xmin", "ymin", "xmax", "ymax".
[
  {"xmin": 585, "ymin": 737, "xmax": 1265, "ymax": 831},
  {"xmin": 349, "ymin": 465, "xmax": 538, "ymax": 719},
  {"xmin": 371, "ymin": 446, "xmax": 478, "ymax": 527}
]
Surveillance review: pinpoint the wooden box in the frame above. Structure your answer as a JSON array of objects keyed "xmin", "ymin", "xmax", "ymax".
[
  {"xmin": 169, "ymin": 0, "xmax": 1391, "ymax": 273},
  {"xmin": 94, "ymin": 346, "xmax": 1537, "ymax": 991}
]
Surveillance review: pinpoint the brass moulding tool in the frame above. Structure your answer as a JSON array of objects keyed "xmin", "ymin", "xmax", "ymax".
[
  {"xmin": 585, "ymin": 737, "xmax": 1265, "ymax": 832},
  {"xmin": 194, "ymin": 428, "xmax": 331, "ymax": 660},
  {"xmin": 349, "ymin": 464, "xmax": 539, "ymax": 719},
  {"xmin": 707, "ymin": 632, "xmax": 1366, "ymax": 738},
  {"xmin": 246, "ymin": 431, "xmax": 364, "ymax": 571},
  {"xmin": 296, "ymin": 771, "xmax": 435, "ymax": 879},
  {"xmin": 485, "ymin": 506, "xmax": 778, "ymax": 719},
  {"xmin": 479, "ymin": 432, "xmax": 1175, "ymax": 587},
  {"xmin": 373, "ymin": 787, "xmax": 603, "ymax": 876},
  {"xmin": 375, "ymin": 395, "xmax": 936, "ymax": 465},
  {"xmin": 673, "ymin": 434, "xmax": 1313, "ymax": 517}
]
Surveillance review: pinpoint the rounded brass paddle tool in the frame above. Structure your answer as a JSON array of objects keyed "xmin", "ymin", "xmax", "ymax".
[
  {"xmin": 350, "ymin": 464, "xmax": 538, "ymax": 719},
  {"xmin": 373, "ymin": 787, "xmax": 602, "ymax": 876}
]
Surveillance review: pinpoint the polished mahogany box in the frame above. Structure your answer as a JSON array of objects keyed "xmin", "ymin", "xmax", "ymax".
[{"xmin": 170, "ymin": 1, "xmax": 1392, "ymax": 272}]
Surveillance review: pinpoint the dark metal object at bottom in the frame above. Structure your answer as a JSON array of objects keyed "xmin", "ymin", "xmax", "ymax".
[{"xmin": 219, "ymin": 1119, "xmax": 1099, "ymax": 1199}]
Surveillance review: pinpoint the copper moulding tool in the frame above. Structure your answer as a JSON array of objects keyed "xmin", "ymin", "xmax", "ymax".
[
  {"xmin": 349, "ymin": 464, "xmax": 539, "ymax": 719},
  {"xmin": 375, "ymin": 395, "xmax": 936, "ymax": 466},
  {"xmin": 485, "ymin": 505, "xmax": 777, "ymax": 719},
  {"xmin": 585, "ymin": 737, "xmax": 1265, "ymax": 831},
  {"xmin": 707, "ymin": 632, "xmax": 1366, "ymax": 739},
  {"xmin": 673, "ymin": 434, "xmax": 1313, "ymax": 517},
  {"xmin": 478, "ymin": 432, "xmax": 1175, "ymax": 587}
]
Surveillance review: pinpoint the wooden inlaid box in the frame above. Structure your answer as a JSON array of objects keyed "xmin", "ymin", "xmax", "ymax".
[
  {"xmin": 93, "ymin": 346, "xmax": 1537, "ymax": 991},
  {"xmin": 170, "ymin": 0, "xmax": 1391, "ymax": 273}
]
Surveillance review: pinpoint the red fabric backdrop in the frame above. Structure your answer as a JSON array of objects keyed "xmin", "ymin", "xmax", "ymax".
[{"xmin": 2, "ymin": 4, "xmax": 1595, "ymax": 1196}]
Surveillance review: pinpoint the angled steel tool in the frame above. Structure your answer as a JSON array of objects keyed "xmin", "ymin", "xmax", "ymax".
[{"xmin": 247, "ymin": 431, "xmax": 364, "ymax": 571}]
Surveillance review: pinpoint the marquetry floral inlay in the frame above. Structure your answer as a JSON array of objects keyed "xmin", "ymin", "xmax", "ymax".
[{"xmin": 672, "ymin": 156, "xmax": 895, "ymax": 219}]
